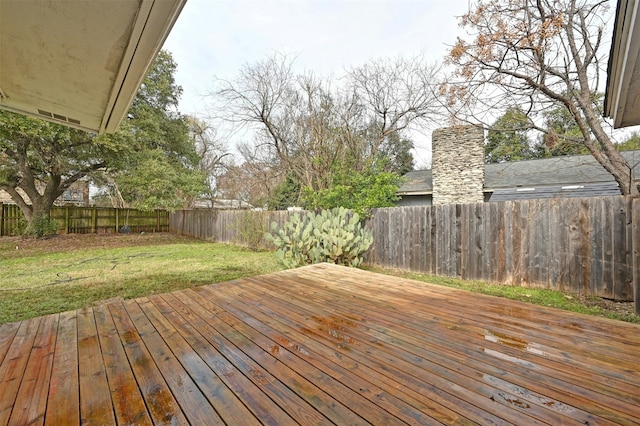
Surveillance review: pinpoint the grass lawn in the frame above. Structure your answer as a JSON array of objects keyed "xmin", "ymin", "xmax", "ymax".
[
  {"xmin": 0, "ymin": 233, "xmax": 284, "ymax": 323},
  {"xmin": 2, "ymin": 233, "xmax": 637, "ymax": 324},
  {"xmin": 366, "ymin": 267, "xmax": 639, "ymax": 323}
]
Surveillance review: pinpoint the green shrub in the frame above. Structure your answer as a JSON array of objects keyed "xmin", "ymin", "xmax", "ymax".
[
  {"xmin": 265, "ymin": 207, "xmax": 373, "ymax": 268},
  {"xmin": 232, "ymin": 211, "xmax": 268, "ymax": 251},
  {"xmin": 23, "ymin": 215, "xmax": 58, "ymax": 238}
]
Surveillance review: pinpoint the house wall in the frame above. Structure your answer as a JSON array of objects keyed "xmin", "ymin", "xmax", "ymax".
[
  {"xmin": 432, "ymin": 125, "xmax": 485, "ymax": 205},
  {"xmin": 396, "ymin": 194, "xmax": 432, "ymax": 207},
  {"xmin": 0, "ymin": 180, "xmax": 90, "ymax": 207}
]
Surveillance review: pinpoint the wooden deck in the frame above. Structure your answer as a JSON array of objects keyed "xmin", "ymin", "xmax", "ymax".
[{"xmin": 1, "ymin": 264, "xmax": 639, "ymax": 425}]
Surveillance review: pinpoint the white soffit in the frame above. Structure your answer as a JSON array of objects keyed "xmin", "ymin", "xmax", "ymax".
[
  {"xmin": 606, "ymin": 0, "xmax": 640, "ymax": 128},
  {"xmin": 0, "ymin": 0, "xmax": 186, "ymax": 134}
]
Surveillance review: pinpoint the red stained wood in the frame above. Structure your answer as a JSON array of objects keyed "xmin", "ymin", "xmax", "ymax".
[
  {"xmin": 94, "ymin": 305, "xmax": 152, "ymax": 425},
  {"xmin": 45, "ymin": 311, "xmax": 79, "ymax": 426},
  {"xmin": 77, "ymin": 308, "xmax": 116, "ymax": 425},
  {"xmin": 9, "ymin": 314, "xmax": 58, "ymax": 426},
  {"xmin": 0, "ymin": 264, "xmax": 639, "ymax": 425},
  {"xmin": 0, "ymin": 317, "xmax": 41, "ymax": 424}
]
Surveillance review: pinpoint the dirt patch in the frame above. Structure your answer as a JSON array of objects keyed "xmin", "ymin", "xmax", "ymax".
[
  {"xmin": 574, "ymin": 293, "xmax": 637, "ymax": 318},
  {"xmin": 1, "ymin": 232, "xmax": 196, "ymax": 259}
]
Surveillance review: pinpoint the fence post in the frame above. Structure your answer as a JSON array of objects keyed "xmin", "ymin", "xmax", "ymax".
[
  {"xmin": 633, "ymin": 198, "xmax": 640, "ymax": 315},
  {"xmin": 115, "ymin": 208, "xmax": 119, "ymax": 233},
  {"xmin": 65, "ymin": 206, "xmax": 70, "ymax": 234},
  {"xmin": 0, "ymin": 202, "xmax": 4, "ymax": 237},
  {"xmin": 91, "ymin": 205, "xmax": 97, "ymax": 234}
]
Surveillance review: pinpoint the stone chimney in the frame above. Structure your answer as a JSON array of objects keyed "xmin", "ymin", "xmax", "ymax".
[{"xmin": 432, "ymin": 125, "xmax": 485, "ymax": 205}]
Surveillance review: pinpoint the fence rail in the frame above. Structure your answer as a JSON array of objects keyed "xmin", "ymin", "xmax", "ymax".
[
  {"xmin": 365, "ymin": 197, "xmax": 636, "ymax": 301},
  {"xmin": 0, "ymin": 203, "xmax": 169, "ymax": 236},
  {"xmin": 169, "ymin": 197, "xmax": 640, "ymax": 306},
  {"xmin": 169, "ymin": 209, "xmax": 293, "ymax": 248}
]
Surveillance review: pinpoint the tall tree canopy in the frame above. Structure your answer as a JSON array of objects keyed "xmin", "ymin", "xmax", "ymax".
[
  {"xmin": 103, "ymin": 50, "xmax": 206, "ymax": 211},
  {"xmin": 485, "ymin": 108, "xmax": 535, "ymax": 163},
  {"xmin": 211, "ymin": 53, "xmax": 435, "ymax": 208},
  {"xmin": 187, "ymin": 116, "xmax": 232, "ymax": 205},
  {"xmin": 0, "ymin": 111, "xmax": 121, "ymax": 235},
  {"xmin": 0, "ymin": 50, "xmax": 205, "ymax": 235},
  {"xmin": 445, "ymin": 0, "xmax": 639, "ymax": 195}
]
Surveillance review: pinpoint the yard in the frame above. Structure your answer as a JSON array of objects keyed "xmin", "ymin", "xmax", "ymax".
[
  {"xmin": 0, "ymin": 233, "xmax": 284, "ymax": 324},
  {"xmin": 2, "ymin": 263, "xmax": 639, "ymax": 424},
  {"xmin": 0, "ymin": 232, "xmax": 636, "ymax": 324}
]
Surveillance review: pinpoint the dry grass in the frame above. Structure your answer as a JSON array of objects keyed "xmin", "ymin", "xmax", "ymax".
[{"xmin": 0, "ymin": 233, "xmax": 284, "ymax": 323}]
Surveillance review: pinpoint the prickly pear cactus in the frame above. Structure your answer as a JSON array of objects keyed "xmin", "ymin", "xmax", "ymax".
[{"xmin": 265, "ymin": 207, "xmax": 373, "ymax": 268}]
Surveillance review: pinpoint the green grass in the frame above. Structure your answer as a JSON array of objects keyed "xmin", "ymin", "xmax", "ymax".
[
  {"xmin": 2, "ymin": 233, "xmax": 637, "ymax": 324},
  {"xmin": 0, "ymin": 235, "xmax": 284, "ymax": 323},
  {"xmin": 366, "ymin": 267, "xmax": 640, "ymax": 324}
]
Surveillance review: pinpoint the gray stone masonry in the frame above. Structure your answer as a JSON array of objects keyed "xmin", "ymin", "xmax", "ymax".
[{"xmin": 432, "ymin": 125, "xmax": 485, "ymax": 205}]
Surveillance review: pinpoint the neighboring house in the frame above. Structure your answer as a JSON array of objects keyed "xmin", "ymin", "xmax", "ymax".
[
  {"xmin": 397, "ymin": 150, "xmax": 640, "ymax": 206},
  {"xmin": 192, "ymin": 198, "xmax": 254, "ymax": 210},
  {"xmin": 605, "ymin": 0, "xmax": 640, "ymax": 128},
  {"xmin": 0, "ymin": 180, "xmax": 91, "ymax": 207}
]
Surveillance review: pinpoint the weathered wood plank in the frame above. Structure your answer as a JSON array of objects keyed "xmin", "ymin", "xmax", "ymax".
[
  {"xmin": 139, "ymin": 296, "xmax": 262, "ymax": 426},
  {"xmin": 181, "ymin": 287, "xmax": 368, "ymax": 425},
  {"xmin": 493, "ymin": 201, "xmax": 507, "ymax": 283},
  {"xmin": 0, "ymin": 322, "xmax": 20, "ymax": 367},
  {"xmin": 587, "ymin": 198, "xmax": 603, "ymax": 295},
  {"xmin": 229, "ymin": 277, "xmax": 506, "ymax": 425},
  {"xmin": 472, "ymin": 202, "xmax": 484, "ymax": 280},
  {"xmin": 94, "ymin": 305, "xmax": 152, "ymax": 425},
  {"xmin": 77, "ymin": 308, "xmax": 116, "ymax": 425},
  {"xmin": 9, "ymin": 314, "xmax": 58, "ymax": 426},
  {"xmin": 453, "ymin": 204, "xmax": 462, "ymax": 277},
  {"xmin": 164, "ymin": 291, "xmax": 333, "ymax": 426},
  {"xmin": 108, "ymin": 302, "xmax": 189, "ymax": 426},
  {"xmin": 153, "ymin": 293, "xmax": 302, "ymax": 426},
  {"xmin": 480, "ymin": 202, "xmax": 491, "ymax": 282},
  {"xmin": 613, "ymin": 196, "xmax": 630, "ymax": 300},
  {"xmin": 45, "ymin": 311, "xmax": 79, "ymax": 426},
  {"xmin": 426, "ymin": 206, "xmax": 436, "ymax": 274},
  {"xmin": 123, "ymin": 299, "xmax": 224, "ymax": 425},
  {"xmin": 0, "ymin": 317, "xmax": 42, "ymax": 424}
]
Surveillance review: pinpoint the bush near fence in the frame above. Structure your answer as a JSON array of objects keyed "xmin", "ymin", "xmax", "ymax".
[
  {"xmin": 0, "ymin": 203, "xmax": 169, "ymax": 236},
  {"xmin": 169, "ymin": 196, "xmax": 640, "ymax": 309}
]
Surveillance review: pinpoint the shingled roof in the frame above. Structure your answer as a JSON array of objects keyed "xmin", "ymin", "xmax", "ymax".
[{"xmin": 398, "ymin": 150, "xmax": 640, "ymax": 196}]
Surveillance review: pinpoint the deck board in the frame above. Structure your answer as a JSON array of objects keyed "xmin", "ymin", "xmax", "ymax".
[
  {"xmin": 45, "ymin": 311, "xmax": 79, "ymax": 426},
  {"xmin": 1, "ymin": 263, "xmax": 639, "ymax": 425}
]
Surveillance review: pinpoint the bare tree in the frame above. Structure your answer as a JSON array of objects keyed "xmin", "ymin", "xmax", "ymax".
[
  {"xmin": 187, "ymin": 116, "xmax": 232, "ymax": 204},
  {"xmin": 444, "ymin": 0, "xmax": 638, "ymax": 195},
  {"xmin": 210, "ymin": 52, "xmax": 440, "ymax": 196},
  {"xmin": 217, "ymin": 141, "xmax": 284, "ymax": 208},
  {"xmin": 347, "ymin": 54, "xmax": 441, "ymax": 162}
]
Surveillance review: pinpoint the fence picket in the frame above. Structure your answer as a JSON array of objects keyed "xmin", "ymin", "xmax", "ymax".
[
  {"xmin": 167, "ymin": 196, "xmax": 637, "ymax": 303},
  {"xmin": 0, "ymin": 205, "xmax": 169, "ymax": 236}
]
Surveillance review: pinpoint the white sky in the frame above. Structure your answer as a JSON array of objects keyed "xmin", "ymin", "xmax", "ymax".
[{"xmin": 162, "ymin": 0, "xmax": 473, "ymax": 167}]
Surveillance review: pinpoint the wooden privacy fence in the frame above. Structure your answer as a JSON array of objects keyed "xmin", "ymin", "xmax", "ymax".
[
  {"xmin": 170, "ymin": 197, "xmax": 640, "ymax": 305},
  {"xmin": 366, "ymin": 196, "xmax": 638, "ymax": 302},
  {"xmin": 169, "ymin": 209, "xmax": 293, "ymax": 248},
  {"xmin": 0, "ymin": 203, "xmax": 169, "ymax": 235}
]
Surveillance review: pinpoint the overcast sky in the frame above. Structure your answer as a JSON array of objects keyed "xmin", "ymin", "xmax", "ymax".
[{"xmin": 162, "ymin": 0, "xmax": 472, "ymax": 167}]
